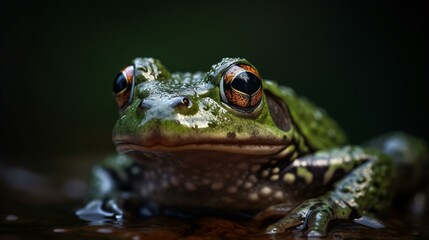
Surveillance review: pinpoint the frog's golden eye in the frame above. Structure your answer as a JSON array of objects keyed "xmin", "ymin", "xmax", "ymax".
[
  {"xmin": 113, "ymin": 65, "xmax": 134, "ymax": 109},
  {"xmin": 220, "ymin": 64, "xmax": 263, "ymax": 113}
]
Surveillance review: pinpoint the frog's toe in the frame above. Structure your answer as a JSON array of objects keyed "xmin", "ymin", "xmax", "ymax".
[
  {"xmin": 259, "ymin": 200, "xmax": 312, "ymax": 234},
  {"xmin": 264, "ymin": 207, "xmax": 330, "ymax": 236},
  {"xmin": 76, "ymin": 200, "xmax": 114, "ymax": 218},
  {"xmin": 265, "ymin": 212, "xmax": 306, "ymax": 234},
  {"xmin": 304, "ymin": 208, "xmax": 332, "ymax": 237},
  {"xmin": 262, "ymin": 196, "xmax": 352, "ymax": 235},
  {"xmin": 76, "ymin": 199, "xmax": 124, "ymax": 221},
  {"xmin": 105, "ymin": 199, "xmax": 124, "ymax": 219}
]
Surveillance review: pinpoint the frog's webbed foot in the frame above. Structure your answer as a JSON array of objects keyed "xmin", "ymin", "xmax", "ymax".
[
  {"xmin": 76, "ymin": 199, "xmax": 124, "ymax": 221},
  {"xmin": 256, "ymin": 196, "xmax": 352, "ymax": 237}
]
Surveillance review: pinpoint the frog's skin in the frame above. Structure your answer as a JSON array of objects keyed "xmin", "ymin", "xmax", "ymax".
[{"xmin": 77, "ymin": 57, "xmax": 427, "ymax": 237}]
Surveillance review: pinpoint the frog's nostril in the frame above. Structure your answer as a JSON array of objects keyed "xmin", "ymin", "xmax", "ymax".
[
  {"xmin": 181, "ymin": 97, "xmax": 191, "ymax": 107},
  {"xmin": 170, "ymin": 97, "xmax": 192, "ymax": 109}
]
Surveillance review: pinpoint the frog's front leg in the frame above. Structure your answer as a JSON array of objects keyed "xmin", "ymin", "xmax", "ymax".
[
  {"xmin": 256, "ymin": 146, "xmax": 394, "ymax": 237},
  {"xmin": 76, "ymin": 154, "xmax": 137, "ymax": 220}
]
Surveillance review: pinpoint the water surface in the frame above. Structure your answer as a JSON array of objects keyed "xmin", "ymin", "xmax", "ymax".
[{"xmin": 1, "ymin": 159, "xmax": 428, "ymax": 240}]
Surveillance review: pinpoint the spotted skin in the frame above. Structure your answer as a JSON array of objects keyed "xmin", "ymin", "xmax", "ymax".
[
  {"xmin": 258, "ymin": 146, "xmax": 393, "ymax": 236},
  {"xmin": 83, "ymin": 145, "xmax": 396, "ymax": 237},
  {"xmin": 77, "ymin": 58, "xmax": 427, "ymax": 237}
]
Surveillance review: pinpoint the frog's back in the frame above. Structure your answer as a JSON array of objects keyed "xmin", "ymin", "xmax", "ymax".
[{"xmin": 264, "ymin": 80, "xmax": 347, "ymax": 150}]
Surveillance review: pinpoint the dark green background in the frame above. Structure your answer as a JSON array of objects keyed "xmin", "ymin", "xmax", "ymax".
[{"xmin": 2, "ymin": 1, "xmax": 428, "ymax": 167}]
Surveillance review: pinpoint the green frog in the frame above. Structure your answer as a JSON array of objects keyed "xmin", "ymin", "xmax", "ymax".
[{"xmin": 77, "ymin": 57, "xmax": 427, "ymax": 237}]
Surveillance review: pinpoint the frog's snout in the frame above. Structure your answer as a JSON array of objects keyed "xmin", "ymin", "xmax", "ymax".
[{"xmin": 137, "ymin": 96, "xmax": 193, "ymax": 114}]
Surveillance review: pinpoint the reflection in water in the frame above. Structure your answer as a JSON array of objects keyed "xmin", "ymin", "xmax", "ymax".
[
  {"xmin": 0, "ymin": 161, "xmax": 428, "ymax": 239},
  {"xmin": 2, "ymin": 199, "xmax": 428, "ymax": 239}
]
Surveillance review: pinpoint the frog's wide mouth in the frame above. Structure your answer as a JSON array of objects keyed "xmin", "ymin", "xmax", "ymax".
[
  {"xmin": 112, "ymin": 129, "xmax": 293, "ymax": 163},
  {"xmin": 113, "ymin": 133, "xmax": 290, "ymax": 158},
  {"xmin": 115, "ymin": 141, "xmax": 286, "ymax": 156}
]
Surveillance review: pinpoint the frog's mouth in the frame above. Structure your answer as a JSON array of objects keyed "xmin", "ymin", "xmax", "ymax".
[
  {"xmin": 116, "ymin": 142, "xmax": 284, "ymax": 155},
  {"xmin": 113, "ymin": 136, "xmax": 289, "ymax": 163}
]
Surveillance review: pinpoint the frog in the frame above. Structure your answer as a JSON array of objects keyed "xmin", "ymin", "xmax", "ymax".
[{"xmin": 76, "ymin": 57, "xmax": 428, "ymax": 237}]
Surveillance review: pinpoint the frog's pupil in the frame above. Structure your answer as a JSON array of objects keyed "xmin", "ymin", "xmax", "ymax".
[
  {"xmin": 113, "ymin": 72, "xmax": 128, "ymax": 94},
  {"xmin": 232, "ymin": 72, "xmax": 261, "ymax": 95}
]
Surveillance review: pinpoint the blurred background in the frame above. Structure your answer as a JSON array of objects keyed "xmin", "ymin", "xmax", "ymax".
[{"xmin": 1, "ymin": 1, "xmax": 428, "ymax": 201}]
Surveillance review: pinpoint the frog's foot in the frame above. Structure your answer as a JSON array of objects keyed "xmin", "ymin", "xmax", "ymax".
[
  {"xmin": 76, "ymin": 199, "xmax": 124, "ymax": 221},
  {"xmin": 257, "ymin": 196, "xmax": 352, "ymax": 237}
]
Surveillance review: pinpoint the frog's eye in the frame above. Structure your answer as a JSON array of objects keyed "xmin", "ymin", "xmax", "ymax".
[
  {"xmin": 113, "ymin": 65, "xmax": 134, "ymax": 109},
  {"xmin": 220, "ymin": 64, "xmax": 263, "ymax": 113}
]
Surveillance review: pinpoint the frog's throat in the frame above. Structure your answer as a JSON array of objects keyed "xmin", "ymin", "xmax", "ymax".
[{"xmin": 115, "ymin": 142, "xmax": 286, "ymax": 156}]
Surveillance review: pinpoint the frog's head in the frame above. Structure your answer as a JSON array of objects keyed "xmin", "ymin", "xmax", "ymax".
[{"xmin": 112, "ymin": 58, "xmax": 295, "ymax": 165}]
